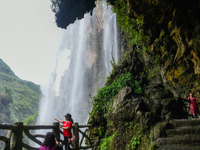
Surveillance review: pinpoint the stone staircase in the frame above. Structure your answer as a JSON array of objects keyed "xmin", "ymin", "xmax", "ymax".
[{"xmin": 157, "ymin": 119, "xmax": 200, "ymax": 150}]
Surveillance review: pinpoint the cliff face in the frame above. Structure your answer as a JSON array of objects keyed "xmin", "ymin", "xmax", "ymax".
[
  {"xmin": 121, "ymin": 0, "xmax": 200, "ymax": 97},
  {"xmin": 104, "ymin": 0, "xmax": 200, "ymax": 109},
  {"xmin": 52, "ymin": 0, "xmax": 200, "ymax": 149},
  {"xmin": 52, "ymin": 0, "xmax": 96, "ymax": 28},
  {"xmin": 87, "ymin": 0, "xmax": 200, "ymax": 149}
]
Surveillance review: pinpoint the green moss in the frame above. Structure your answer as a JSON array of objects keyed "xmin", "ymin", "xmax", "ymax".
[
  {"xmin": 98, "ymin": 126, "xmax": 105, "ymax": 137},
  {"xmin": 91, "ymin": 72, "xmax": 142, "ymax": 119},
  {"xmin": 112, "ymin": 0, "xmax": 146, "ymax": 49},
  {"xmin": 145, "ymin": 65, "xmax": 160, "ymax": 81},
  {"xmin": 126, "ymin": 123, "xmax": 142, "ymax": 150},
  {"xmin": 98, "ymin": 132, "xmax": 117, "ymax": 150}
]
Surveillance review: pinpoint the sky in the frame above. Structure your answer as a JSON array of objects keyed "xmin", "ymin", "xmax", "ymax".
[{"xmin": 0, "ymin": 0, "xmax": 63, "ymax": 85}]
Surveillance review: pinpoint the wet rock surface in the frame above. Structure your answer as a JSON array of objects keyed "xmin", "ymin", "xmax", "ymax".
[{"xmin": 55, "ymin": 0, "xmax": 96, "ymax": 28}]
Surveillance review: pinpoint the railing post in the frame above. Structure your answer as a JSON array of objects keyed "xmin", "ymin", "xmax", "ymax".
[
  {"xmin": 11, "ymin": 122, "xmax": 23, "ymax": 150},
  {"xmin": 53, "ymin": 122, "xmax": 60, "ymax": 142},
  {"xmin": 74, "ymin": 122, "xmax": 79, "ymax": 150},
  {"xmin": 3, "ymin": 138, "xmax": 10, "ymax": 150},
  {"xmin": 3, "ymin": 130, "xmax": 12, "ymax": 150}
]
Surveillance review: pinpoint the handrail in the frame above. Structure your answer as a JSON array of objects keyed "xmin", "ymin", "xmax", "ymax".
[
  {"xmin": 0, "ymin": 122, "xmax": 97, "ymax": 150},
  {"xmin": 23, "ymin": 127, "xmax": 43, "ymax": 145},
  {"xmin": 23, "ymin": 125, "xmax": 55, "ymax": 129},
  {"xmin": 0, "ymin": 124, "xmax": 17, "ymax": 130}
]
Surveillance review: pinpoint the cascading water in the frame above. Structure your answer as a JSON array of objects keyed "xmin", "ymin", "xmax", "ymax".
[{"xmin": 36, "ymin": 0, "xmax": 120, "ymax": 126}]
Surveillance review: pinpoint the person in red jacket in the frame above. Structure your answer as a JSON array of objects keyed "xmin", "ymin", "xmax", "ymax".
[{"xmin": 55, "ymin": 113, "xmax": 73, "ymax": 150}]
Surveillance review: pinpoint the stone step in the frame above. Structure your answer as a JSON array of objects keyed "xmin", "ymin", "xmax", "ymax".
[
  {"xmin": 169, "ymin": 118, "xmax": 200, "ymax": 128},
  {"xmin": 157, "ymin": 134, "xmax": 200, "ymax": 146},
  {"xmin": 157, "ymin": 144, "xmax": 200, "ymax": 150},
  {"xmin": 165, "ymin": 126, "xmax": 200, "ymax": 137}
]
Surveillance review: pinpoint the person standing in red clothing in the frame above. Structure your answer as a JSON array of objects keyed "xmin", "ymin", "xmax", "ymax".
[
  {"xmin": 55, "ymin": 113, "xmax": 73, "ymax": 150},
  {"xmin": 188, "ymin": 93, "xmax": 200, "ymax": 119}
]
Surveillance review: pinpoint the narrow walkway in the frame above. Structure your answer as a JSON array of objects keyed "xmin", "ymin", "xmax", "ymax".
[{"xmin": 157, "ymin": 118, "xmax": 200, "ymax": 150}]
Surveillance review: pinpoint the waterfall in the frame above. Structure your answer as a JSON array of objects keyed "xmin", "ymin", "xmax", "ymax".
[{"xmin": 36, "ymin": 0, "xmax": 120, "ymax": 126}]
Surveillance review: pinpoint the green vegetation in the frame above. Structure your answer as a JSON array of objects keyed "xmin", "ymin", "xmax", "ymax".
[
  {"xmin": 0, "ymin": 58, "xmax": 41, "ymax": 123},
  {"xmin": 98, "ymin": 126, "xmax": 105, "ymax": 137},
  {"xmin": 126, "ymin": 124, "xmax": 142, "ymax": 150},
  {"xmin": 98, "ymin": 132, "xmax": 116, "ymax": 150},
  {"xmin": 0, "ymin": 59, "xmax": 17, "ymax": 77},
  {"xmin": 92, "ymin": 72, "xmax": 142, "ymax": 118},
  {"xmin": 127, "ymin": 135, "xmax": 141, "ymax": 149},
  {"xmin": 111, "ymin": 0, "xmax": 151, "ymax": 65},
  {"xmin": 24, "ymin": 113, "xmax": 38, "ymax": 125},
  {"xmin": 112, "ymin": 0, "xmax": 148, "ymax": 49}
]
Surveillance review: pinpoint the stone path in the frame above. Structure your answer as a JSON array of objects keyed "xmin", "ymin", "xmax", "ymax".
[{"xmin": 157, "ymin": 118, "xmax": 200, "ymax": 150}]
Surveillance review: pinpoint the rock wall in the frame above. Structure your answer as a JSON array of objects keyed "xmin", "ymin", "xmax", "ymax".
[
  {"xmin": 87, "ymin": 0, "xmax": 200, "ymax": 149},
  {"xmin": 53, "ymin": 0, "xmax": 96, "ymax": 28}
]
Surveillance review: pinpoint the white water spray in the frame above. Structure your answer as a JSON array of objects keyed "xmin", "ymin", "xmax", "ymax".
[{"xmin": 37, "ymin": 1, "xmax": 120, "ymax": 125}]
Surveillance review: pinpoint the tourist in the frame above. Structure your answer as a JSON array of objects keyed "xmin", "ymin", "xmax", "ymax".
[
  {"xmin": 54, "ymin": 113, "xmax": 73, "ymax": 150},
  {"xmin": 39, "ymin": 132, "xmax": 62, "ymax": 150},
  {"xmin": 188, "ymin": 93, "xmax": 200, "ymax": 119}
]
